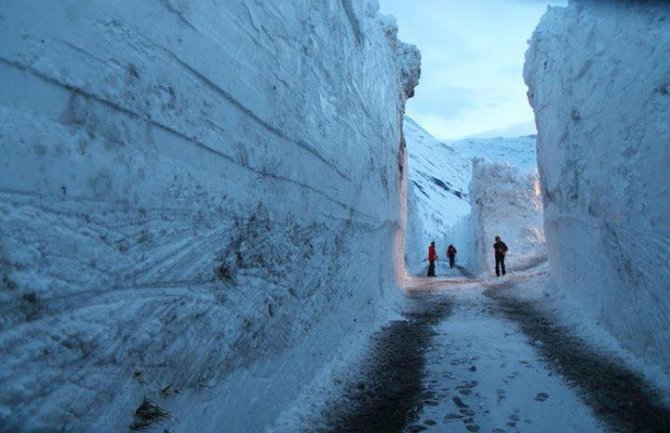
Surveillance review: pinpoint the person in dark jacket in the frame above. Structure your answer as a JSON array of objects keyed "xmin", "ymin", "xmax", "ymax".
[
  {"xmin": 493, "ymin": 236, "xmax": 508, "ymax": 277},
  {"xmin": 447, "ymin": 244, "xmax": 457, "ymax": 268},
  {"xmin": 427, "ymin": 241, "xmax": 437, "ymax": 277}
]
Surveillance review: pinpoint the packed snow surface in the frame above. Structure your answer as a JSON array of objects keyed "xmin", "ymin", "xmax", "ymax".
[
  {"xmin": 0, "ymin": 1, "xmax": 419, "ymax": 432},
  {"xmin": 525, "ymin": 1, "xmax": 670, "ymax": 383},
  {"xmin": 413, "ymin": 283, "xmax": 609, "ymax": 433}
]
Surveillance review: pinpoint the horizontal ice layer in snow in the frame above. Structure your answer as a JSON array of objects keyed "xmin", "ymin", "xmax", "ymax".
[
  {"xmin": 0, "ymin": 1, "xmax": 419, "ymax": 432},
  {"xmin": 524, "ymin": 2, "xmax": 670, "ymax": 384}
]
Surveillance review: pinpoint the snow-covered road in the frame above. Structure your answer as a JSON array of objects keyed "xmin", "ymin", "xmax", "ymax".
[
  {"xmin": 408, "ymin": 283, "xmax": 607, "ymax": 433},
  {"xmin": 287, "ymin": 271, "xmax": 670, "ymax": 433}
]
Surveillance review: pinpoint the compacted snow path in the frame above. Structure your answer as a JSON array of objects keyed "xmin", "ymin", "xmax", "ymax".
[
  {"xmin": 407, "ymin": 282, "xmax": 608, "ymax": 433},
  {"xmin": 293, "ymin": 271, "xmax": 670, "ymax": 433}
]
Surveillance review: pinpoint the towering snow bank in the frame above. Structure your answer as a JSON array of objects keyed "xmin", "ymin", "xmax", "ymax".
[
  {"xmin": 525, "ymin": 2, "xmax": 670, "ymax": 376},
  {"xmin": 0, "ymin": 1, "xmax": 419, "ymax": 432},
  {"xmin": 456, "ymin": 135, "xmax": 545, "ymax": 274},
  {"xmin": 377, "ymin": 15, "xmax": 421, "ymax": 99},
  {"xmin": 469, "ymin": 161, "xmax": 545, "ymax": 274}
]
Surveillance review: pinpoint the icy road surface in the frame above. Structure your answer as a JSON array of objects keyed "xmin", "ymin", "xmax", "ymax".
[{"xmin": 281, "ymin": 270, "xmax": 670, "ymax": 433}]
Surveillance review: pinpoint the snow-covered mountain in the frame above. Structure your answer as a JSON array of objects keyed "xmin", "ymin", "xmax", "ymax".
[
  {"xmin": 453, "ymin": 135, "xmax": 539, "ymax": 174},
  {"xmin": 525, "ymin": 2, "xmax": 670, "ymax": 381},
  {"xmin": 0, "ymin": 2, "xmax": 419, "ymax": 432},
  {"xmin": 404, "ymin": 118, "xmax": 543, "ymax": 276},
  {"xmin": 404, "ymin": 117, "xmax": 471, "ymax": 274}
]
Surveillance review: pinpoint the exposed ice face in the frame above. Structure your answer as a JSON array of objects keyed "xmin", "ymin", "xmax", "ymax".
[
  {"xmin": 525, "ymin": 2, "xmax": 670, "ymax": 374},
  {"xmin": 0, "ymin": 1, "xmax": 419, "ymax": 432}
]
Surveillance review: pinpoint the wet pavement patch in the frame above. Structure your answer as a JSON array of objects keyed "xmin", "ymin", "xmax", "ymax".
[
  {"xmin": 310, "ymin": 294, "xmax": 451, "ymax": 433},
  {"xmin": 486, "ymin": 288, "xmax": 670, "ymax": 433}
]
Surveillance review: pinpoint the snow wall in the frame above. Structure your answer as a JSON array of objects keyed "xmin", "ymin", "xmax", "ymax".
[
  {"xmin": 525, "ymin": 2, "xmax": 670, "ymax": 377},
  {"xmin": 469, "ymin": 160, "xmax": 545, "ymax": 275},
  {"xmin": 0, "ymin": 2, "xmax": 419, "ymax": 432}
]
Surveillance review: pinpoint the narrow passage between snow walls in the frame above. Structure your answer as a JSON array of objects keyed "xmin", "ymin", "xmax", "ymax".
[
  {"xmin": 1, "ymin": 2, "xmax": 669, "ymax": 433},
  {"xmin": 405, "ymin": 0, "xmax": 670, "ymax": 405},
  {"xmin": 403, "ymin": 118, "xmax": 545, "ymax": 281}
]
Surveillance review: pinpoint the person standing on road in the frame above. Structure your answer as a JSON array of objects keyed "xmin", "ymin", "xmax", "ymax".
[
  {"xmin": 427, "ymin": 241, "xmax": 437, "ymax": 277},
  {"xmin": 447, "ymin": 244, "xmax": 457, "ymax": 269},
  {"xmin": 493, "ymin": 236, "xmax": 508, "ymax": 277}
]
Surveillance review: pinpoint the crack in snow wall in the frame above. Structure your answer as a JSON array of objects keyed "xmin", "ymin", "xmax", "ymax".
[
  {"xmin": 0, "ymin": 1, "xmax": 419, "ymax": 432},
  {"xmin": 524, "ymin": 2, "xmax": 670, "ymax": 381}
]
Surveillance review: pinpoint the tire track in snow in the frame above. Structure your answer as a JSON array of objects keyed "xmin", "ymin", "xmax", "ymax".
[
  {"xmin": 297, "ymin": 267, "xmax": 669, "ymax": 433},
  {"xmin": 486, "ymin": 286, "xmax": 670, "ymax": 433},
  {"xmin": 411, "ymin": 286, "xmax": 610, "ymax": 433},
  {"xmin": 303, "ymin": 292, "xmax": 452, "ymax": 433}
]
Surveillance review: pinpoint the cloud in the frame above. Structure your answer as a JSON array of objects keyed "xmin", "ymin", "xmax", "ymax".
[
  {"xmin": 412, "ymin": 86, "xmax": 479, "ymax": 120},
  {"xmin": 379, "ymin": 0, "xmax": 556, "ymax": 138}
]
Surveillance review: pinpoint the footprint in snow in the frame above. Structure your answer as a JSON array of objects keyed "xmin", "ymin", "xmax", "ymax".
[
  {"xmin": 535, "ymin": 392, "xmax": 550, "ymax": 401},
  {"xmin": 452, "ymin": 396, "xmax": 469, "ymax": 408},
  {"xmin": 459, "ymin": 408, "xmax": 476, "ymax": 417}
]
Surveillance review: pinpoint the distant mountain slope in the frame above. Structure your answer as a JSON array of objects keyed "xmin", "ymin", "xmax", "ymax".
[
  {"xmin": 404, "ymin": 117, "xmax": 471, "ymax": 274},
  {"xmin": 452, "ymin": 135, "xmax": 538, "ymax": 174}
]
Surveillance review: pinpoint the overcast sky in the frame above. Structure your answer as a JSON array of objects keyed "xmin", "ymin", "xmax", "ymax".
[{"xmin": 379, "ymin": 0, "xmax": 566, "ymax": 140}]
